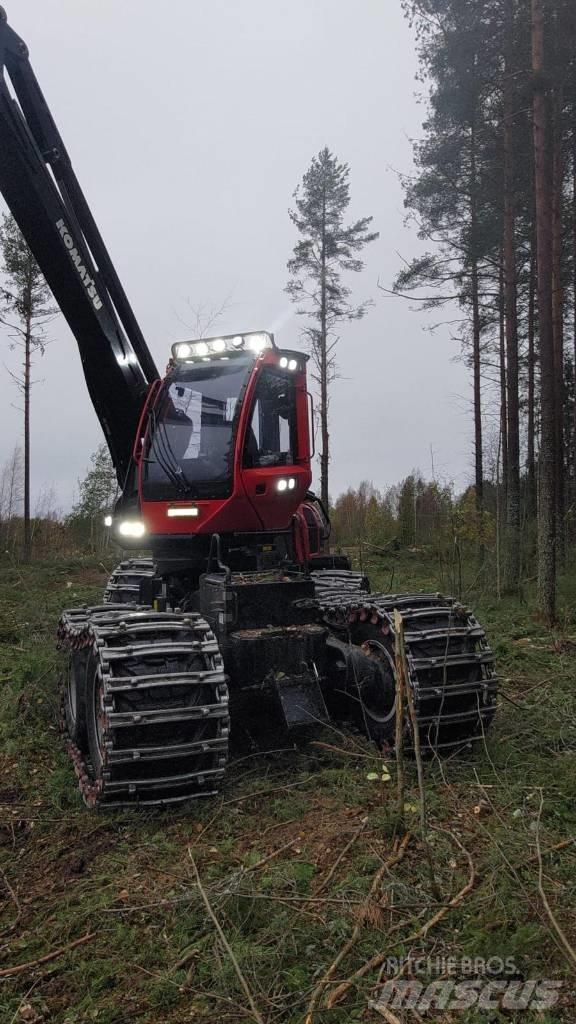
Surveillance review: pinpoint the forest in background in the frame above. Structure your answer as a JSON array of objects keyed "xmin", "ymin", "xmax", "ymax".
[
  {"xmin": 392, "ymin": 0, "xmax": 576, "ymax": 622},
  {"xmin": 0, "ymin": 438, "xmax": 501, "ymax": 597}
]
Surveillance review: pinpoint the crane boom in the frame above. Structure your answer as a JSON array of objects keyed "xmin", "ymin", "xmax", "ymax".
[{"xmin": 0, "ymin": 8, "xmax": 159, "ymax": 481}]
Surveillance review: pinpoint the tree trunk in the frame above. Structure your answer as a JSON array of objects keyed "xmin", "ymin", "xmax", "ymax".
[
  {"xmin": 470, "ymin": 124, "xmax": 484, "ymax": 561},
  {"xmin": 569, "ymin": 142, "xmax": 573, "ymax": 509},
  {"xmin": 503, "ymin": 0, "xmax": 520, "ymax": 592},
  {"xmin": 532, "ymin": 0, "xmax": 556, "ymax": 623},
  {"xmin": 23, "ymin": 305, "xmax": 32, "ymax": 563},
  {"xmin": 498, "ymin": 253, "xmax": 508, "ymax": 511},
  {"xmin": 551, "ymin": 84, "xmax": 565, "ymax": 566},
  {"xmin": 319, "ymin": 188, "xmax": 329, "ymax": 510},
  {"xmin": 527, "ymin": 238, "xmax": 537, "ymax": 520}
]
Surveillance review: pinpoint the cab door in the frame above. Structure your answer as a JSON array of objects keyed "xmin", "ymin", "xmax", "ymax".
[{"xmin": 239, "ymin": 360, "xmax": 311, "ymax": 529}]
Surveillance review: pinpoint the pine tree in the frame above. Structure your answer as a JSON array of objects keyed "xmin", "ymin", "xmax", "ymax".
[
  {"xmin": 398, "ymin": 0, "xmax": 576, "ymax": 617},
  {"xmin": 0, "ymin": 214, "xmax": 57, "ymax": 562},
  {"xmin": 286, "ymin": 148, "xmax": 378, "ymax": 507},
  {"xmin": 531, "ymin": 0, "xmax": 556, "ymax": 623},
  {"xmin": 395, "ymin": 1, "xmax": 505, "ymax": 561}
]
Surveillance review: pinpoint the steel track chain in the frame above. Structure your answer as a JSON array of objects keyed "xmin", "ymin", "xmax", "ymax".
[
  {"xmin": 103, "ymin": 558, "xmax": 156, "ymax": 604},
  {"xmin": 312, "ymin": 571, "xmax": 498, "ymax": 750},
  {"xmin": 57, "ymin": 603, "xmax": 229, "ymax": 808}
]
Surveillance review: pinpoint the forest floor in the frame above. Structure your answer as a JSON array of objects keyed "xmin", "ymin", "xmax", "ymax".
[{"xmin": 0, "ymin": 548, "xmax": 575, "ymax": 1024}]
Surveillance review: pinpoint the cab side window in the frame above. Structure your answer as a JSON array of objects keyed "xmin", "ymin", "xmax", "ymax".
[{"xmin": 244, "ymin": 368, "xmax": 297, "ymax": 468}]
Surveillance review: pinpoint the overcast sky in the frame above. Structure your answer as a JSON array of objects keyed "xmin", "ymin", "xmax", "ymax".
[{"xmin": 0, "ymin": 0, "xmax": 474, "ymax": 510}]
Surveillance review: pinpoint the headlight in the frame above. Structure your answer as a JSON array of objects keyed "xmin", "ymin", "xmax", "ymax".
[
  {"xmin": 118, "ymin": 519, "xmax": 146, "ymax": 538},
  {"xmin": 277, "ymin": 477, "xmax": 296, "ymax": 493},
  {"xmin": 103, "ymin": 514, "xmax": 113, "ymax": 527},
  {"xmin": 279, "ymin": 355, "xmax": 298, "ymax": 371}
]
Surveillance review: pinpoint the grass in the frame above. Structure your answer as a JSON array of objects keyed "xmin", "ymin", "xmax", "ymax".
[{"xmin": 0, "ymin": 548, "xmax": 574, "ymax": 1022}]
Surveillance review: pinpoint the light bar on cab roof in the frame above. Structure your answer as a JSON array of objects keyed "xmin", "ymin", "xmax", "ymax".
[{"xmin": 172, "ymin": 331, "xmax": 274, "ymax": 362}]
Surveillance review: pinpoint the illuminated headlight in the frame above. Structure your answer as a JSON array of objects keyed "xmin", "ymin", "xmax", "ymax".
[
  {"xmin": 171, "ymin": 332, "xmax": 273, "ymax": 361},
  {"xmin": 118, "ymin": 519, "xmax": 146, "ymax": 538},
  {"xmin": 277, "ymin": 477, "xmax": 296, "ymax": 493},
  {"xmin": 246, "ymin": 333, "xmax": 269, "ymax": 353},
  {"xmin": 167, "ymin": 507, "xmax": 199, "ymax": 518},
  {"xmin": 103, "ymin": 514, "xmax": 113, "ymax": 527},
  {"xmin": 279, "ymin": 356, "xmax": 298, "ymax": 371}
]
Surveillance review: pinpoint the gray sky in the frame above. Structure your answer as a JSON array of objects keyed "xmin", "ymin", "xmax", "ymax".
[{"xmin": 0, "ymin": 0, "xmax": 473, "ymax": 510}]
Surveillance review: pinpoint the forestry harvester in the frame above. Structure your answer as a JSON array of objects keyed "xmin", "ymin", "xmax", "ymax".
[{"xmin": 0, "ymin": 10, "xmax": 497, "ymax": 808}]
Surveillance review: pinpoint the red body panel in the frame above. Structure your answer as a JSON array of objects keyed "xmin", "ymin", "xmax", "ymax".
[
  {"xmin": 136, "ymin": 348, "xmax": 312, "ymax": 537},
  {"xmin": 293, "ymin": 499, "xmax": 330, "ymax": 562}
]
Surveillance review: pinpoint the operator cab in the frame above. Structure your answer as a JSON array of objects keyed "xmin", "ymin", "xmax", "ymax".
[{"xmin": 114, "ymin": 331, "xmax": 313, "ymax": 543}]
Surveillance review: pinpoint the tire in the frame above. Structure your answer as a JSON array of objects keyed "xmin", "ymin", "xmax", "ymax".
[
  {"xmin": 63, "ymin": 649, "xmax": 89, "ymax": 750},
  {"xmin": 85, "ymin": 648, "xmax": 105, "ymax": 786}
]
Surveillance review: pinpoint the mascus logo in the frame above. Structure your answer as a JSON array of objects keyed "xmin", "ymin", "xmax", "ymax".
[{"xmin": 56, "ymin": 219, "xmax": 103, "ymax": 311}]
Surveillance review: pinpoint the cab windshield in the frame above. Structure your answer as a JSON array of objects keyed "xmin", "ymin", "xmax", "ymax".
[{"xmin": 142, "ymin": 356, "xmax": 252, "ymax": 500}]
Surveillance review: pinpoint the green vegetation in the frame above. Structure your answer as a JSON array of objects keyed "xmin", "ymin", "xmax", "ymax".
[{"xmin": 0, "ymin": 551, "xmax": 575, "ymax": 1022}]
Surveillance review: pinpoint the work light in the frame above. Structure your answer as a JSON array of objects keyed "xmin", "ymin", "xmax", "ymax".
[{"xmin": 172, "ymin": 331, "xmax": 274, "ymax": 361}]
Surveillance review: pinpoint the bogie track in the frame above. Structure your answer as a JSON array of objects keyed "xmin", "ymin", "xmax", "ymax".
[
  {"xmin": 103, "ymin": 558, "xmax": 155, "ymax": 604},
  {"xmin": 58, "ymin": 562, "xmax": 496, "ymax": 808},
  {"xmin": 315, "ymin": 573, "xmax": 498, "ymax": 751},
  {"xmin": 58, "ymin": 603, "xmax": 229, "ymax": 808}
]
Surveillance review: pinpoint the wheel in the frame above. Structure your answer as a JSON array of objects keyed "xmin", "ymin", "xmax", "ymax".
[
  {"xmin": 85, "ymin": 648, "xmax": 105, "ymax": 789},
  {"xmin": 356, "ymin": 638, "xmax": 397, "ymax": 745},
  {"xmin": 63, "ymin": 649, "xmax": 89, "ymax": 750}
]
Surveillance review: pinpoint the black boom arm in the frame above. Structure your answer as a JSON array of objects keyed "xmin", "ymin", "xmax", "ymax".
[{"xmin": 0, "ymin": 8, "xmax": 159, "ymax": 481}]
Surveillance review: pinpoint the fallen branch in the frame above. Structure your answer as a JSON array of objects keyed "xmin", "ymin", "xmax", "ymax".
[
  {"xmin": 0, "ymin": 866, "xmax": 21, "ymax": 935},
  {"xmin": 311, "ymin": 740, "xmax": 378, "ymax": 760},
  {"xmin": 326, "ymin": 827, "xmax": 475, "ymax": 1009},
  {"xmin": 395, "ymin": 609, "xmax": 439, "ymax": 899},
  {"xmin": 393, "ymin": 612, "xmax": 406, "ymax": 829},
  {"xmin": 222, "ymin": 778, "xmax": 311, "ymax": 806},
  {"xmin": 188, "ymin": 849, "xmax": 265, "ymax": 1024},
  {"xmin": 370, "ymin": 1003, "xmax": 403, "ymax": 1024},
  {"xmin": 314, "ymin": 817, "xmax": 368, "ymax": 896},
  {"xmin": 304, "ymin": 833, "xmax": 410, "ymax": 1024},
  {"xmin": 535, "ymin": 793, "xmax": 576, "ymax": 970},
  {"xmin": 514, "ymin": 836, "xmax": 574, "ymax": 870},
  {"xmin": 244, "ymin": 837, "xmax": 299, "ymax": 873},
  {"xmin": 0, "ymin": 931, "xmax": 95, "ymax": 979}
]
